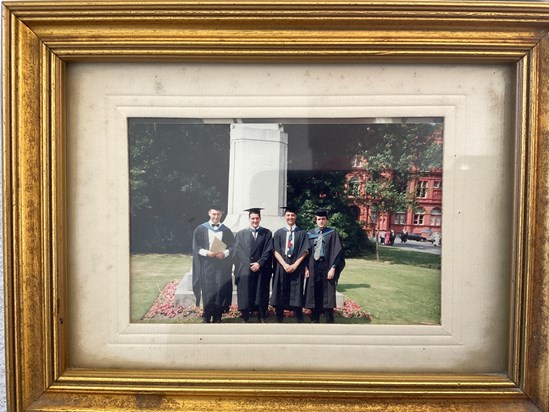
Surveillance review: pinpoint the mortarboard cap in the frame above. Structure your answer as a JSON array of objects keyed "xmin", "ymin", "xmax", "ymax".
[
  {"xmin": 280, "ymin": 205, "xmax": 299, "ymax": 214},
  {"xmin": 315, "ymin": 208, "xmax": 329, "ymax": 217},
  {"xmin": 244, "ymin": 207, "xmax": 264, "ymax": 215}
]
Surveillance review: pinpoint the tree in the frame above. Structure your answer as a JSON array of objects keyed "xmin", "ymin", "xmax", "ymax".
[
  {"xmin": 284, "ymin": 123, "xmax": 378, "ymax": 257},
  {"xmin": 129, "ymin": 120, "xmax": 230, "ymax": 253},
  {"xmin": 286, "ymin": 170, "xmax": 374, "ymax": 258},
  {"xmin": 352, "ymin": 123, "xmax": 443, "ymax": 260}
]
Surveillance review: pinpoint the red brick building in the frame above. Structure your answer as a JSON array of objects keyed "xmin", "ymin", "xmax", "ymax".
[{"xmin": 347, "ymin": 133, "xmax": 443, "ymax": 241}]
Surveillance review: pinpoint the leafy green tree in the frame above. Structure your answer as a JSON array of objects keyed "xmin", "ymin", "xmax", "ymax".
[
  {"xmin": 129, "ymin": 120, "xmax": 229, "ymax": 253},
  {"xmin": 284, "ymin": 123, "xmax": 380, "ymax": 257},
  {"xmin": 287, "ymin": 171, "xmax": 374, "ymax": 258},
  {"xmin": 353, "ymin": 123, "xmax": 443, "ymax": 260}
]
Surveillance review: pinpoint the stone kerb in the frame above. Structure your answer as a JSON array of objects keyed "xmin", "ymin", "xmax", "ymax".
[{"xmin": 174, "ymin": 269, "xmax": 345, "ymax": 309}]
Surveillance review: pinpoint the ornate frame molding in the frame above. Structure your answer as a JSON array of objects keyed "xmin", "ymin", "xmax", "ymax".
[{"xmin": 3, "ymin": 1, "xmax": 549, "ymax": 410}]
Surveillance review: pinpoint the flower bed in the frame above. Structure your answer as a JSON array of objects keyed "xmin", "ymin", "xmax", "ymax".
[{"xmin": 143, "ymin": 279, "xmax": 371, "ymax": 321}]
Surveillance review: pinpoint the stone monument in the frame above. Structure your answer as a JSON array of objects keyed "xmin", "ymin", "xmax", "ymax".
[
  {"xmin": 222, "ymin": 123, "xmax": 289, "ymax": 232},
  {"xmin": 174, "ymin": 123, "xmax": 288, "ymax": 306}
]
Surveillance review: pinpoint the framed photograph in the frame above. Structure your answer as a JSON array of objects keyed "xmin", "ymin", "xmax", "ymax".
[
  {"xmin": 126, "ymin": 116, "xmax": 444, "ymax": 327},
  {"xmin": 3, "ymin": 1, "xmax": 549, "ymax": 411}
]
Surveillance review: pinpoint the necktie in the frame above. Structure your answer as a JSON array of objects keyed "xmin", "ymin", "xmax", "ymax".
[
  {"xmin": 212, "ymin": 223, "xmax": 219, "ymax": 228},
  {"xmin": 314, "ymin": 230, "xmax": 323, "ymax": 260},
  {"xmin": 253, "ymin": 228, "xmax": 258, "ymax": 239},
  {"xmin": 287, "ymin": 229, "xmax": 294, "ymax": 256}
]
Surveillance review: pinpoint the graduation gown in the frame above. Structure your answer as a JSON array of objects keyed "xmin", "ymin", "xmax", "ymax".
[
  {"xmin": 304, "ymin": 227, "xmax": 345, "ymax": 309},
  {"xmin": 192, "ymin": 223, "xmax": 235, "ymax": 311},
  {"xmin": 233, "ymin": 227, "xmax": 273, "ymax": 311},
  {"xmin": 270, "ymin": 226, "xmax": 310, "ymax": 308}
]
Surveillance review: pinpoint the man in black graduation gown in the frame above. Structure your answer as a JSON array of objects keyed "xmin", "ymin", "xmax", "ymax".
[
  {"xmin": 304, "ymin": 209, "xmax": 345, "ymax": 323},
  {"xmin": 192, "ymin": 207, "xmax": 235, "ymax": 323},
  {"xmin": 270, "ymin": 206, "xmax": 310, "ymax": 323},
  {"xmin": 233, "ymin": 208, "xmax": 273, "ymax": 322}
]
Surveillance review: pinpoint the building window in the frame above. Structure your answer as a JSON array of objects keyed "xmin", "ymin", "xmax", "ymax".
[
  {"xmin": 433, "ymin": 180, "xmax": 442, "ymax": 189},
  {"xmin": 416, "ymin": 180, "xmax": 428, "ymax": 198},
  {"xmin": 349, "ymin": 177, "xmax": 360, "ymax": 196},
  {"xmin": 394, "ymin": 212, "xmax": 406, "ymax": 225},
  {"xmin": 413, "ymin": 208, "xmax": 425, "ymax": 225},
  {"xmin": 430, "ymin": 207, "xmax": 442, "ymax": 226}
]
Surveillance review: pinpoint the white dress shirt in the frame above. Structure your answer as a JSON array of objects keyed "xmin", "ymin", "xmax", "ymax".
[{"xmin": 199, "ymin": 221, "xmax": 230, "ymax": 257}]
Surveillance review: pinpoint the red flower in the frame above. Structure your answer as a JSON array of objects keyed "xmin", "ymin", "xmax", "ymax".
[{"xmin": 144, "ymin": 280, "xmax": 371, "ymax": 322}]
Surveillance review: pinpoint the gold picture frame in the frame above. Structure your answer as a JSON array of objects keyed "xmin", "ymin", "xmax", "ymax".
[{"xmin": 3, "ymin": 1, "xmax": 549, "ymax": 411}]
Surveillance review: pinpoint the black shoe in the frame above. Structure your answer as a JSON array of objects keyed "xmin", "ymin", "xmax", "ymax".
[
  {"xmin": 202, "ymin": 318, "xmax": 211, "ymax": 323},
  {"xmin": 276, "ymin": 317, "xmax": 284, "ymax": 323},
  {"xmin": 325, "ymin": 309, "xmax": 335, "ymax": 323}
]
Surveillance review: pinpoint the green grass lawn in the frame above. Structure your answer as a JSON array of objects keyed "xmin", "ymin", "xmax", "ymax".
[
  {"xmin": 338, "ymin": 251, "xmax": 440, "ymax": 324},
  {"xmin": 131, "ymin": 246, "xmax": 440, "ymax": 325},
  {"xmin": 130, "ymin": 253, "xmax": 192, "ymax": 322}
]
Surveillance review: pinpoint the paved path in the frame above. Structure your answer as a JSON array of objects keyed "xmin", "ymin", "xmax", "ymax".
[{"xmin": 382, "ymin": 240, "xmax": 441, "ymax": 255}]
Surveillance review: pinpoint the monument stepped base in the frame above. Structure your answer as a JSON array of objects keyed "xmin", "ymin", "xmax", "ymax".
[{"xmin": 173, "ymin": 271, "xmax": 344, "ymax": 308}]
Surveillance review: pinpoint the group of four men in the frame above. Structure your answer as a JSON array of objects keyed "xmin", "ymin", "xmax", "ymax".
[{"xmin": 191, "ymin": 206, "xmax": 345, "ymax": 323}]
